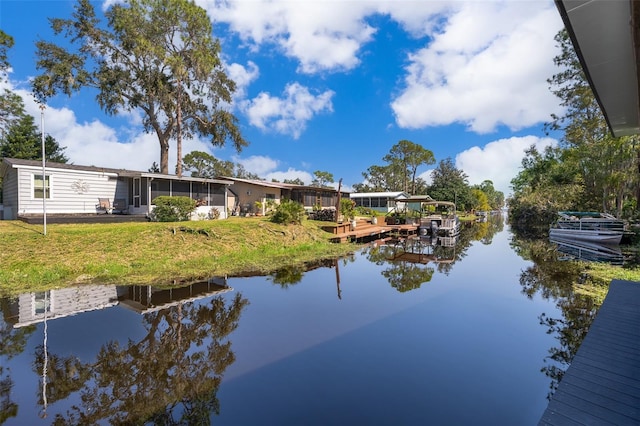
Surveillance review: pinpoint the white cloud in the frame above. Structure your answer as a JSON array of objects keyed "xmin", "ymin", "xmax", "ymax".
[
  {"xmin": 201, "ymin": 1, "xmax": 563, "ymax": 135},
  {"xmin": 234, "ymin": 154, "xmax": 279, "ymax": 176},
  {"xmin": 225, "ymin": 60, "xmax": 260, "ymax": 100},
  {"xmin": 391, "ymin": 2, "xmax": 564, "ymax": 133},
  {"xmin": 202, "ymin": 0, "xmax": 378, "ymax": 73},
  {"xmin": 242, "ymin": 82, "xmax": 334, "ymax": 139},
  {"xmin": 455, "ymin": 135, "xmax": 558, "ymax": 196},
  {"xmin": 417, "ymin": 169, "xmax": 433, "ymax": 187},
  {"xmin": 232, "ymin": 156, "xmax": 316, "ymax": 185},
  {"xmin": 265, "ymin": 168, "xmax": 313, "ymax": 185}
]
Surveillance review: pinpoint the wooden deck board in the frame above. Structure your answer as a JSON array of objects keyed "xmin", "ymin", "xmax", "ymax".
[
  {"xmin": 559, "ymin": 374, "xmax": 640, "ymax": 409},
  {"xmin": 539, "ymin": 279, "xmax": 640, "ymax": 425},
  {"xmin": 567, "ymin": 360, "xmax": 640, "ymax": 396},
  {"xmin": 326, "ymin": 222, "xmax": 418, "ymax": 243}
]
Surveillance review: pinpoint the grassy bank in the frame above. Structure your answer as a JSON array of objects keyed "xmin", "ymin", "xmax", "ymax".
[{"xmin": 0, "ymin": 218, "xmax": 357, "ymax": 296}]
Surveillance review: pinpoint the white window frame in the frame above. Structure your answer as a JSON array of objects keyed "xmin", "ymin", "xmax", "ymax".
[
  {"xmin": 32, "ymin": 291, "xmax": 52, "ymax": 316},
  {"xmin": 32, "ymin": 173, "xmax": 53, "ymax": 200}
]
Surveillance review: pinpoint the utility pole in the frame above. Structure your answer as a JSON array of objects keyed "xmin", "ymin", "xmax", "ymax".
[
  {"xmin": 40, "ymin": 104, "xmax": 47, "ymax": 236},
  {"xmin": 335, "ymin": 178, "xmax": 342, "ymax": 223}
]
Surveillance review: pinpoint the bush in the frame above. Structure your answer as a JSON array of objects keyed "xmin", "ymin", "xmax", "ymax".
[
  {"xmin": 339, "ymin": 198, "xmax": 356, "ymax": 221},
  {"xmin": 355, "ymin": 206, "xmax": 375, "ymax": 217},
  {"xmin": 150, "ymin": 196, "xmax": 197, "ymax": 222},
  {"xmin": 271, "ymin": 199, "xmax": 306, "ymax": 225}
]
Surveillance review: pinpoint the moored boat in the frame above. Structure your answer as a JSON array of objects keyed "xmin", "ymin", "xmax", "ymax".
[
  {"xmin": 549, "ymin": 211, "xmax": 625, "ymax": 244},
  {"xmin": 418, "ymin": 200, "xmax": 460, "ymax": 237},
  {"xmin": 550, "ymin": 236, "xmax": 624, "ymax": 264},
  {"xmin": 549, "ymin": 227, "xmax": 623, "ymax": 244}
]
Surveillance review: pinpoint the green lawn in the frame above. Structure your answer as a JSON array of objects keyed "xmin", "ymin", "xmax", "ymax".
[{"xmin": 0, "ymin": 218, "xmax": 356, "ymax": 296}]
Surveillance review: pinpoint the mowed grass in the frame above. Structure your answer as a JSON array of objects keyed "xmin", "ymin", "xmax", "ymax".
[{"xmin": 0, "ymin": 217, "xmax": 356, "ymax": 296}]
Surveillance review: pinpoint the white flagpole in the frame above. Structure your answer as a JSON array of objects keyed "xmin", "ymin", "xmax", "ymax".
[{"xmin": 40, "ymin": 105, "xmax": 46, "ymax": 236}]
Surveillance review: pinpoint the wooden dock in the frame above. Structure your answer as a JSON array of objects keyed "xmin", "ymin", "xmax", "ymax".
[
  {"xmin": 538, "ymin": 279, "xmax": 640, "ymax": 425},
  {"xmin": 321, "ymin": 219, "xmax": 419, "ymax": 243}
]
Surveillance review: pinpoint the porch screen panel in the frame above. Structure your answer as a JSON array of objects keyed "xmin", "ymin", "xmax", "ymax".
[
  {"xmin": 151, "ymin": 180, "xmax": 171, "ymax": 201},
  {"xmin": 321, "ymin": 193, "xmax": 333, "ymax": 207},
  {"xmin": 288, "ymin": 191, "xmax": 302, "ymax": 204},
  {"xmin": 172, "ymin": 181, "xmax": 191, "ymax": 198},
  {"xmin": 141, "ymin": 178, "xmax": 148, "ymax": 205},
  {"xmin": 304, "ymin": 192, "xmax": 315, "ymax": 206},
  {"xmin": 192, "ymin": 182, "xmax": 208, "ymax": 205},
  {"xmin": 210, "ymin": 185, "xmax": 225, "ymax": 205}
]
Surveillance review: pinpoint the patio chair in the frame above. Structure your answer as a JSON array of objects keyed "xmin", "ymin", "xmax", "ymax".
[
  {"xmin": 96, "ymin": 198, "xmax": 112, "ymax": 214},
  {"xmin": 112, "ymin": 198, "xmax": 129, "ymax": 215}
]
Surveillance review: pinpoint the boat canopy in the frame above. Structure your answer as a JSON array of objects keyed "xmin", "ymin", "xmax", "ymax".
[
  {"xmin": 388, "ymin": 197, "xmax": 456, "ymax": 217},
  {"xmin": 558, "ymin": 211, "xmax": 616, "ymax": 219}
]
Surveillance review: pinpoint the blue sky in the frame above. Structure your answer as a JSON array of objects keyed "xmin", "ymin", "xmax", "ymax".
[{"xmin": 0, "ymin": 0, "xmax": 565, "ymax": 195}]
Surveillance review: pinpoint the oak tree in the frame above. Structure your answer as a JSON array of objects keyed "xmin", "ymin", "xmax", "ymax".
[{"xmin": 33, "ymin": 0, "xmax": 248, "ymax": 175}]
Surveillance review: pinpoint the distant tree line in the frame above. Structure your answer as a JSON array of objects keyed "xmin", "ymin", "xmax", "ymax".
[{"xmin": 353, "ymin": 140, "xmax": 504, "ymax": 212}]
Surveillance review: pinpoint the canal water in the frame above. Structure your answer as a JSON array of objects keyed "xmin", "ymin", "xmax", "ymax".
[{"xmin": 1, "ymin": 215, "xmax": 598, "ymax": 425}]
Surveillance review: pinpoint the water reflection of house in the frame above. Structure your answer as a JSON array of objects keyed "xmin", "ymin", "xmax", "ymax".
[
  {"xmin": 386, "ymin": 236, "xmax": 456, "ymax": 265},
  {"xmin": 116, "ymin": 278, "xmax": 232, "ymax": 314},
  {"xmin": 5, "ymin": 278, "xmax": 232, "ymax": 327},
  {"xmin": 8, "ymin": 285, "xmax": 119, "ymax": 328}
]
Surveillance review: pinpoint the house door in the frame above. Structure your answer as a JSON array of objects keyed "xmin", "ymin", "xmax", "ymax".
[{"xmin": 133, "ymin": 178, "xmax": 141, "ymax": 208}]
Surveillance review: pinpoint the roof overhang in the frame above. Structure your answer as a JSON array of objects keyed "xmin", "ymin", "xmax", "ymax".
[
  {"xmin": 132, "ymin": 172, "xmax": 233, "ymax": 185},
  {"xmin": 555, "ymin": 0, "xmax": 640, "ymax": 137}
]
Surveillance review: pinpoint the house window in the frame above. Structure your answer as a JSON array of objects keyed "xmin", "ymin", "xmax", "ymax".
[
  {"xmin": 34, "ymin": 291, "xmax": 51, "ymax": 315},
  {"xmin": 34, "ymin": 175, "xmax": 51, "ymax": 199}
]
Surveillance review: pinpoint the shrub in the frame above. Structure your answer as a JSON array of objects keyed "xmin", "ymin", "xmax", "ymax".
[
  {"xmin": 150, "ymin": 196, "xmax": 197, "ymax": 222},
  {"xmin": 339, "ymin": 198, "xmax": 356, "ymax": 221},
  {"xmin": 271, "ymin": 199, "xmax": 305, "ymax": 225},
  {"xmin": 355, "ymin": 206, "xmax": 375, "ymax": 217}
]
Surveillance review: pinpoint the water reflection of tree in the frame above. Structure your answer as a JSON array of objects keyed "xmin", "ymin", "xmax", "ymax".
[
  {"xmin": 33, "ymin": 293, "xmax": 248, "ymax": 425},
  {"xmin": 512, "ymin": 236, "xmax": 600, "ymax": 399},
  {"xmin": 383, "ymin": 261, "xmax": 435, "ymax": 292},
  {"xmin": 363, "ymin": 224, "xmax": 487, "ymax": 292},
  {"xmin": 0, "ymin": 299, "xmax": 34, "ymax": 424},
  {"xmin": 363, "ymin": 242, "xmax": 434, "ymax": 292},
  {"xmin": 269, "ymin": 265, "xmax": 305, "ymax": 288},
  {"xmin": 472, "ymin": 213, "xmax": 505, "ymax": 245},
  {"xmin": 268, "ymin": 257, "xmax": 356, "ymax": 290}
]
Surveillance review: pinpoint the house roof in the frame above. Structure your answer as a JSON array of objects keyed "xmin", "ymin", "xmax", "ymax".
[
  {"xmin": 220, "ymin": 176, "xmax": 347, "ymax": 193},
  {"xmin": 348, "ymin": 191, "xmax": 409, "ymax": 199},
  {"xmin": 1, "ymin": 158, "xmax": 233, "ymax": 185},
  {"xmin": 555, "ymin": 0, "xmax": 640, "ymax": 137}
]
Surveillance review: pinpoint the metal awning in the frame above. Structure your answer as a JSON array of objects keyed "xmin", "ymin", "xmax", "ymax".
[{"xmin": 555, "ymin": 0, "xmax": 640, "ymax": 137}]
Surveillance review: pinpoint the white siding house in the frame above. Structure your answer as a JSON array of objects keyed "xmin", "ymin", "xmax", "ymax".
[
  {"xmin": 0, "ymin": 158, "xmax": 232, "ymax": 220},
  {"xmin": 349, "ymin": 191, "xmax": 410, "ymax": 213}
]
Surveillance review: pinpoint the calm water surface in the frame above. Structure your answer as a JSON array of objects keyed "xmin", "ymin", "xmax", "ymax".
[{"xmin": 2, "ymin": 216, "xmax": 573, "ymax": 425}]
